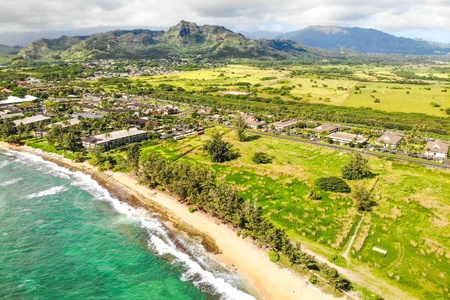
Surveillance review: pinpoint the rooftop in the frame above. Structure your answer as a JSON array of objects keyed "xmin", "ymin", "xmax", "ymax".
[
  {"xmin": 376, "ymin": 132, "xmax": 403, "ymax": 145},
  {"xmin": 13, "ymin": 115, "xmax": 51, "ymax": 126},
  {"xmin": 327, "ymin": 132, "xmax": 368, "ymax": 143},
  {"xmin": 94, "ymin": 128, "xmax": 147, "ymax": 142},
  {"xmin": 425, "ymin": 140, "xmax": 449, "ymax": 154},
  {"xmin": 273, "ymin": 119, "xmax": 299, "ymax": 128},
  {"xmin": 312, "ymin": 123, "xmax": 338, "ymax": 133}
]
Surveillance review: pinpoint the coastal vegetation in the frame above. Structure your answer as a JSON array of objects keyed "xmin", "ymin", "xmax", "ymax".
[
  {"xmin": 1, "ymin": 58, "xmax": 450, "ymax": 299},
  {"xmin": 133, "ymin": 130, "xmax": 450, "ymax": 299}
]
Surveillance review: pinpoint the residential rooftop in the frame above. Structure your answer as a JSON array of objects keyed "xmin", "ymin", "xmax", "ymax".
[{"xmin": 13, "ymin": 115, "xmax": 51, "ymax": 126}]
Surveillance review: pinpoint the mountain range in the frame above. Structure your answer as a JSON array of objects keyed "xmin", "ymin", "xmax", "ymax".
[
  {"xmin": 11, "ymin": 21, "xmax": 308, "ymax": 61},
  {"xmin": 1, "ymin": 21, "xmax": 449, "ymax": 63},
  {"xmin": 276, "ymin": 26, "xmax": 450, "ymax": 55}
]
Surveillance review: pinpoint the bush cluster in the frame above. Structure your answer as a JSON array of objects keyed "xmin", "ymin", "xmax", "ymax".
[{"xmin": 315, "ymin": 176, "xmax": 351, "ymax": 193}]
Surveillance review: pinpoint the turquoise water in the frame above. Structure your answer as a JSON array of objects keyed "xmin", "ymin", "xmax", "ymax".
[{"xmin": 0, "ymin": 149, "xmax": 255, "ymax": 300}]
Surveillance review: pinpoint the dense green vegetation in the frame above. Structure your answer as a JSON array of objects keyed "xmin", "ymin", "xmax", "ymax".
[{"xmin": 315, "ymin": 176, "xmax": 351, "ymax": 193}]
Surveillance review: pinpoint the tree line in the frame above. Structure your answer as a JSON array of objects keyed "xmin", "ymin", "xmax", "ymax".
[{"xmin": 137, "ymin": 152, "xmax": 352, "ymax": 291}]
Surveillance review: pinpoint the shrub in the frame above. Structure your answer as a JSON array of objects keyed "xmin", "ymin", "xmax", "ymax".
[
  {"xmin": 252, "ymin": 152, "xmax": 273, "ymax": 164},
  {"xmin": 188, "ymin": 206, "xmax": 197, "ymax": 213},
  {"xmin": 315, "ymin": 177, "xmax": 351, "ymax": 193},
  {"xmin": 268, "ymin": 250, "xmax": 280, "ymax": 262},
  {"xmin": 308, "ymin": 274, "xmax": 319, "ymax": 285},
  {"xmin": 308, "ymin": 189, "xmax": 322, "ymax": 200}
]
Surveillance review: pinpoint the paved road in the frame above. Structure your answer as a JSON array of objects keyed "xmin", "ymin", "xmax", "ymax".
[{"xmin": 250, "ymin": 130, "xmax": 450, "ymax": 171}]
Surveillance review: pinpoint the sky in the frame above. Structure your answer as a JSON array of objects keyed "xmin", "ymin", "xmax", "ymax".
[{"xmin": 0, "ymin": 0, "xmax": 449, "ymax": 43}]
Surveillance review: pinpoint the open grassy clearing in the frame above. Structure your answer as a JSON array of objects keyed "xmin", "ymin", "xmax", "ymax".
[
  {"xmin": 138, "ymin": 127, "xmax": 450, "ymax": 299},
  {"xmin": 132, "ymin": 63, "xmax": 450, "ymax": 118},
  {"xmin": 345, "ymin": 81, "xmax": 450, "ymax": 116}
]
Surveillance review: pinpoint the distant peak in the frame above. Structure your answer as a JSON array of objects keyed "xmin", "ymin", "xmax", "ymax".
[{"xmin": 306, "ymin": 26, "xmax": 347, "ymax": 35}]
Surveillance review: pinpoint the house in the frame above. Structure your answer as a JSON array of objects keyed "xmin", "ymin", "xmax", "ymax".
[
  {"xmin": 13, "ymin": 114, "xmax": 51, "ymax": 127},
  {"xmin": 376, "ymin": 132, "xmax": 403, "ymax": 148},
  {"xmin": 244, "ymin": 118, "xmax": 266, "ymax": 129},
  {"xmin": 1, "ymin": 113, "xmax": 24, "ymax": 120},
  {"xmin": 272, "ymin": 119, "xmax": 299, "ymax": 131},
  {"xmin": 424, "ymin": 140, "xmax": 449, "ymax": 159},
  {"xmin": 327, "ymin": 132, "xmax": 368, "ymax": 145},
  {"xmin": 128, "ymin": 118, "xmax": 159, "ymax": 130},
  {"xmin": 47, "ymin": 118, "xmax": 81, "ymax": 129},
  {"xmin": 70, "ymin": 113, "xmax": 103, "ymax": 119},
  {"xmin": 312, "ymin": 123, "xmax": 339, "ymax": 135},
  {"xmin": 241, "ymin": 113, "xmax": 266, "ymax": 129},
  {"xmin": 0, "ymin": 95, "xmax": 38, "ymax": 107},
  {"xmin": 82, "ymin": 128, "xmax": 147, "ymax": 150}
]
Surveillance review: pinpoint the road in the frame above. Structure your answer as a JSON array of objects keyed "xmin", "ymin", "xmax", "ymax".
[{"xmin": 250, "ymin": 130, "xmax": 450, "ymax": 171}]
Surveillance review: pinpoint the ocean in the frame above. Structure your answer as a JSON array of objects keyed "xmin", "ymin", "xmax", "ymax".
[{"xmin": 0, "ymin": 148, "xmax": 256, "ymax": 300}]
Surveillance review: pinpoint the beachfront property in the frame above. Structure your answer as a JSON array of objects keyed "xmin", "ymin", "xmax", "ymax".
[
  {"xmin": 326, "ymin": 132, "xmax": 368, "ymax": 145},
  {"xmin": 13, "ymin": 114, "xmax": 51, "ymax": 127},
  {"xmin": 272, "ymin": 119, "xmax": 299, "ymax": 131},
  {"xmin": 376, "ymin": 132, "xmax": 404, "ymax": 148},
  {"xmin": 33, "ymin": 118, "xmax": 82, "ymax": 138},
  {"xmin": 82, "ymin": 128, "xmax": 147, "ymax": 150},
  {"xmin": 424, "ymin": 140, "xmax": 449, "ymax": 159}
]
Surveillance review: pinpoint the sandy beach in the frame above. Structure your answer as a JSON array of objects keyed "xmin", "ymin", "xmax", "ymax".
[{"xmin": 0, "ymin": 142, "xmax": 338, "ymax": 300}]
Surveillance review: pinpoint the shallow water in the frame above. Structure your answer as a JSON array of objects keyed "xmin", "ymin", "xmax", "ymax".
[{"xmin": 0, "ymin": 148, "xmax": 255, "ymax": 300}]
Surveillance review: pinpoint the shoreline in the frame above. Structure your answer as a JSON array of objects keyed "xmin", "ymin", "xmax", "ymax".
[{"xmin": 0, "ymin": 142, "xmax": 337, "ymax": 300}]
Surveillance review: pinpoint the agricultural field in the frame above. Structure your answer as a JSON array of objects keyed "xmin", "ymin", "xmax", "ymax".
[
  {"xmin": 134, "ymin": 63, "xmax": 450, "ymax": 117},
  {"xmin": 138, "ymin": 127, "xmax": 450, "ymax": 299}
]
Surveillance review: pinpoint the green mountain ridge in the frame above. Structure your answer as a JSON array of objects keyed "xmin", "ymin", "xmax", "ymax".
[
  {"xmin": 15, "ymin": 21, "xmax": 310, "ymax": 61},
  {"xmin": 277, "ymin": 26, "xmax": 450, "ymax": 55}
]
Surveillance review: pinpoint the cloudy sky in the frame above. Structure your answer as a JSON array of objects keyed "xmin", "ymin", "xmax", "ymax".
[{"xmin": 1, "ymin": 0, "xmax": 449, "ymax": 43}]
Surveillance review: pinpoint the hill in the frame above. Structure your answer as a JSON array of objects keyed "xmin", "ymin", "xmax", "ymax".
[
  {"xmin": 0, "ymin": 44, "xmax": 22, "ymax": 64},
  {"xmin": 277, "ymin": 26, "xmax": 450, "ymax": 55},
  {"xmin": 0, "ymin": 44, "xmax": 22, "ymax": 54},
  {"xmin": 16, "ymin": 35, "xmax": 88, "ymax": 60},
  {"xmin": 15, "ymin": 21, "xmax": 310, "ymax": 61}
]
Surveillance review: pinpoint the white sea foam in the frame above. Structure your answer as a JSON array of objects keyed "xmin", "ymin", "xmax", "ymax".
[
  {"xmin": 0, "ymin": 177, "xmax": 23, "ymax": 186},
  {"xmin": 24, "ymin": 186, "xmax": 68, "ymax": 199},
  {"xmin": 3, "ymin": 148, "xmax": 256, "ymax": 300},
  {"xmin": 0, "ymin": 160, "xmax": 11, "ymax": 169},
  {"xmin": 149, "ymin": 235, "xmax": 255, "ymax": 300}
]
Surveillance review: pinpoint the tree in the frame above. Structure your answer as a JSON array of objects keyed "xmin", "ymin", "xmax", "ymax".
[
  {"xmin": 203, "ymin": 131, "xmax": 237, "ymax": 163},
  {"xmin": 234, "ymin": 114, "xmax": 247, "ymax": 141},
  {"xmin": 354, "ymin": 185, "xmax": 373, "ymax": 211},
  {"xmin": 127, "ymin": 143, "xmax": 141, "ymax": 175},
  {"xmin": 342, "ymin": 152, "xmax": 373, "ymax": 180}
]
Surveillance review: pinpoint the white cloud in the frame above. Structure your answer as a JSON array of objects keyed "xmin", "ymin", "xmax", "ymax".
[{"xmin": 0, "ymin": 0, "xmax": 448, "ymax": 43}]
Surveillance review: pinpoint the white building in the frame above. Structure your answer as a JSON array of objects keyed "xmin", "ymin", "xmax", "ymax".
[
  {"xmin": 82, "ymin": 128, "xmax": 147, "ymax": 150},
  {"xmin": 424, "ymin": 140, "xmax": 449, "ymax": 159},
  {"xmin": 326, "ymin": 132, "xmax": 368, "ymax": 145}
]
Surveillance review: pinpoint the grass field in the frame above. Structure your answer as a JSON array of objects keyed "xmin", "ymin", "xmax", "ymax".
[
  {"xmin": 137, "ymin": 127, "xmax": 450, "ymax": 299},
  {"xmin": 134, "ymin": 63, "xmax": 450, "ymax": 117}
]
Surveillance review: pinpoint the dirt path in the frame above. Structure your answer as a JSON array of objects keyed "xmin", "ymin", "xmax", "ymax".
[
  {"xmin": 343, "ymin": 214, "xmax": 364, "ymax": 259},
  {"xmin": 300, "ymin": 245, "xmax": 417, "ymax": 300}
]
